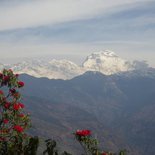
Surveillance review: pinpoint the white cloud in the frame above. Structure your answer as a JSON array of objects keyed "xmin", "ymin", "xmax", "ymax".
[{"xmin": 0, "ymin": 0, "xmax": 143, "ymax": 31}]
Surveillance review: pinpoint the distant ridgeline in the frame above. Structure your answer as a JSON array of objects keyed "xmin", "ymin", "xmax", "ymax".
[{"xmin": 0, "ymin": 50, "xmax": 150, "ymax": 80}]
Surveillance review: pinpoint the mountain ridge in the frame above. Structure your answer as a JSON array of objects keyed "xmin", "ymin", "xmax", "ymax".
[
  {"xmin": 20, "ymin": 68, "xmax": 155, "ymax": 155},
  {"xmin": 0, "ymin": 50, "xmax": 150, "ymax": 79}
]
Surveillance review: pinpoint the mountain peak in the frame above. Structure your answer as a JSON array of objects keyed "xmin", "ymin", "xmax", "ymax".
[
  {"xmin": 82, "ymin": 50, "xmax": 132, "ymax": 75},
  {"xmin": 95, "ymin": 50, "xmax": 117, "ymax": 57},
  {"xmin": 85, "ymin": 50, "xmax": 117, "ymax": 61}
]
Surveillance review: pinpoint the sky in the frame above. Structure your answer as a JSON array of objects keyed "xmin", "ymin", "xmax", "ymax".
[{"xmin": 0, "ymin": 0, "xmax": 155, "ymax": 66}]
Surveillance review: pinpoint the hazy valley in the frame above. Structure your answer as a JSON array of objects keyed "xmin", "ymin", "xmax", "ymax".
[{"xmin": 19, "ymin": 67, "xmax": 155, "ymax": 155}]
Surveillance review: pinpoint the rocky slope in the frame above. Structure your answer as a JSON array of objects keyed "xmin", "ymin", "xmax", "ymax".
[{"xmin": 20, "ymin": 68, "xmax": 155, "ymax": 155}]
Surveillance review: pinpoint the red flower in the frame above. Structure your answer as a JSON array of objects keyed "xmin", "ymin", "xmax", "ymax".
[
  {"xmin": 13, "ymin": 103, "xmax": 20, "ymax": 110},
  {"xmin": 0, "ymin": 90, "xmax": 3, "ymax": 95},
  {"xmin": 13, "ymin": 103, "xmax": 24, "ymax": 110},
  {"xmin": 3, "ymin": 119, "xmax": 9, "ymax": 124},
  {"xmin": 3, "ymin": 76, "xmax": 10, "ymax": 81},
  {"xmin": 17, "ymin": 81, "xmax": 24, "ymax": 87},
  {"xmin": 76, "ymin": 130, "xmax": 91, "ymax": 136},
  {"xmin": 4, "ymin": 102, "xmax": 11, "ymax": 109},
  {"xmin": 13, "ymin": 125, "xmax": 24, "ymax": 132},
  {"xmin": 18, "ymin": 103, "xmax": 24, "ymax": 108}
]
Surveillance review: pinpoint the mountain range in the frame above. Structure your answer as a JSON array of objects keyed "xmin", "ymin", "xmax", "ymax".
[
  {"xmin": 18, "ymin": 67, "xmax": 155, "ymax": 155},
  {"xmin": 0, "ymin": 50, "xmax": 149, "ymax": 79},
  {"xmin": 1, "ymin": 50, "xmax": 154, "ymax": 154}
]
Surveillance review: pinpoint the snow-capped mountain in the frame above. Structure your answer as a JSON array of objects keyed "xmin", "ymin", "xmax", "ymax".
[
  {"xmin": 4, "ymin": 59, "xmax": 84, "ymax": 79},
  {"xmin": 82, "ymin": 50, "xmax": 132, "ymax": 75},
  {"xmin": 0, "ymin": 50, "xmax": 149, "ymax": 79}
]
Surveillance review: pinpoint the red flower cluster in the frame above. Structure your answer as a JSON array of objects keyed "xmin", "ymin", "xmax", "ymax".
[
  {"xmin": 13, "ymin": 125, "xmax": 24, "ymax": 133},
  {"xmin": 19, "ymin": 103, "xmax": 24, "ymax": 108},
  {"xmin": 3, "ymin": 119, "xmax": 9, "ymax": 124},
  {"xmin": 76, "ymin": 129, "xmax": 91, "ymax": 137},
  {"xmin": 0, "ymin": 69, "xmax": 31, "ymax": 148},
  {"xmin": 3, "ymin": 76, "xmax": 10, "ymax": 82},
  {"xmin": 17, "ymin": 81, "xmax": 24, "ymax": 88},
  {"xmin": 13, "ymin": 103, "xmax": 25, "ymax": 110},
  {"xmin": 0, "ymin": 90, "xmax": 3, "ymax": 95},
  {"xmin": 4, "ymin": 102, "xmax": 11, "ymax": 109}
]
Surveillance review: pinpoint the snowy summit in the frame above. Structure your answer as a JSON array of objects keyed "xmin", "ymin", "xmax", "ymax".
[{"xmin": 83, "ymin": 50, "xmax": 132, "ymax": 75}]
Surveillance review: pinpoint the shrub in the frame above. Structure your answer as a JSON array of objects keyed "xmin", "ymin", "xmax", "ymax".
[{"xmin": 0, "ymin": 69, "xmax": 31, "ymax": 155}]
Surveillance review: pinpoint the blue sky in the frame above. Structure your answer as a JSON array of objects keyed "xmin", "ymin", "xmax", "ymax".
[{"xmin": 0, "ymin": 0, "xmax": 155, "ymax": 66}]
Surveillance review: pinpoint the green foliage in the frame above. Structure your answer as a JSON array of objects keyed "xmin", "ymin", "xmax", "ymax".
[
  {"xmin": 24, "ymin": 136, "xmax": 39, "ymax": 155},
  {"xmin": 43, "ymin": 139, "xmax": 58, "ymax": 155},
  {"xmin": 61, "ymin": 151, "xmax": 72, "ymax": 155},
  {"xmin": 75, "ymin": 132, "xmax": 98, "ymax": 155},
  {"xmin": 0, "ymin": 69, "xmax": 31, "ymax": 155},
  {"xmin": 43, "ymin": 139, "xmax": 73, "ymax": 155},
  {"xmin": 74, "ymin": 130, "xmax": 127, "ymax": 155},
  {"xmin": 0, "ymin": 141, "xmax": 7, "ymax": 155},
  {"xmin": 119, "ymin": 150, "xmax": 127, "ymax": 155}
]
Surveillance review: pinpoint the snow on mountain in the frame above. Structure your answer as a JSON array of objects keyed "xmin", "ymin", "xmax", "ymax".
[
  {"xmin": 83, "ymin": 50, "xmax": 133, "ymax": 75},
  {"xmin": 6, "ymin": 59, "xmax": 84, "ymax": 80},
  {"xmin": 0, "ymin": 50, "xmax": 149, "ymax": 79}
]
